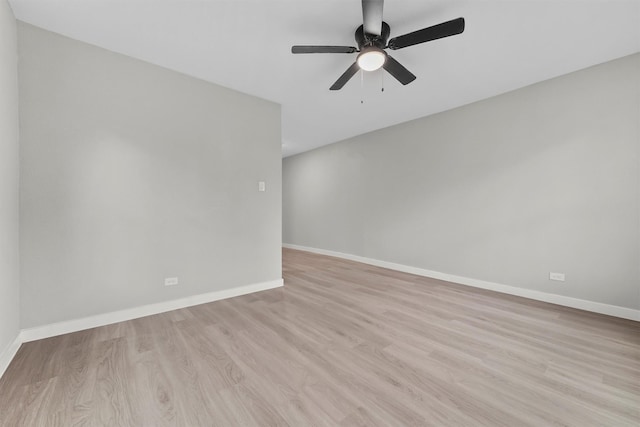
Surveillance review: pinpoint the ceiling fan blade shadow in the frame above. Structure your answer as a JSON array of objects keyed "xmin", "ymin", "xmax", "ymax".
[
  {"xmin": 383, "ymin": 55, "xmax": 416, "ymax": 85},
  {"xmin": 330, "ymin": 62, "xmax": 361, "ymax": 90},
  {"xmin": 388, "ymin": 17, "xmax": 465, "ymax": 50},
  {"xmin": 362, "ymin": 0, "xmax": 384, "ymax": 36},
  {"xmin": 292, "ymin": 46, "xmax": 358, "ymax": 54}
]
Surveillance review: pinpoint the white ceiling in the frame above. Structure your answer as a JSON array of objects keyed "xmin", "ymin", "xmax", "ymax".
[{"xmin": 9, "ymin": 0, "xmax": 640, "ymax": 157}]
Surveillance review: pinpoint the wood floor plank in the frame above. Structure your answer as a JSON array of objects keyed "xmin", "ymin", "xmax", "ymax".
[{"xmin": 1, "ymin": 248, "xmax": 639, "ymax": 426}]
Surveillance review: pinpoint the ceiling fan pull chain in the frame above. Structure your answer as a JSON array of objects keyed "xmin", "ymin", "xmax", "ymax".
[
  {"xmin": 360, "ymin": 70, "xmax": 364, "ymax": 104},
  {"xmin": 381, "ymin": 69, "xmax": 385, "ymax": 92}
]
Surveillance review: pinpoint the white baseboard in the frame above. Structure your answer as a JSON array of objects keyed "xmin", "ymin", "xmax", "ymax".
[
  {"xmin": 19, "ymin": 279, "xmax": 283, "ymax": 343},
  {"xmin": 0, "ymin": 333, "xmax": 22, "ymax": 379},
  {"xmin": 283, "ymin": 243, "xmax": 640, "ymax": 322}
]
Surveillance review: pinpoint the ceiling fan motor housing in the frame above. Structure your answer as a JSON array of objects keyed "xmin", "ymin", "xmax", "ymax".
[{"xmin": 355, "ymin": 22, "xmax": 390, "ymax": 50}]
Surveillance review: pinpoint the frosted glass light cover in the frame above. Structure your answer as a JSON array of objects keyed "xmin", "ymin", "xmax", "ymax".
[{"xmin": 357, "ymin": 49, "xmax": 386, "ymax": 71}]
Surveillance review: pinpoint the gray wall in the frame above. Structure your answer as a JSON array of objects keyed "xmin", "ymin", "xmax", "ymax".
[
  {"xmin": 19, "ymin": 23, "xmax": 282, "ymax": 328},
  {"xmin": 0, "ymin": 0, "xmax": 20, "ymax": 353},
  {"xmin": 284, "ymin": 53, "xmax": 640, "ymax": 310}
]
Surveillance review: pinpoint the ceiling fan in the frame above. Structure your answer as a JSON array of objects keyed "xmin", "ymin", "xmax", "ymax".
[{"xmin": 291, "ymin": 0, "xmax": 465, "ymax": 90}]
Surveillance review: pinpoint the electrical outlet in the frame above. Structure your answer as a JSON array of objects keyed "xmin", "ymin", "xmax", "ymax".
[
  {"xmin": 165, "ymin": 277, "xmax": 179, "ymax": 286},
  {"xmin": 258, "ymin": 181, "xmax": 266, "ymax": 192},
  {"xmin": 549, "ymin": 272, "xmax": 565, "ymax": 282}
]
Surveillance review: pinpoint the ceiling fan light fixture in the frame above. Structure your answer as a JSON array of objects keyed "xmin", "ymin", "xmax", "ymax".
[
  {"xmin": 357, "ymin": 48, "xmax": 386, "ymax": 71},
  {"xmin": 291, "ymin": 1, "xmax": 465, "ymax": 89}
]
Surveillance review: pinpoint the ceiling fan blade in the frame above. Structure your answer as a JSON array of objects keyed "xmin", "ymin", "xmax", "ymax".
[
  {"xmin": 330, "ymin": 62, "xmax": 360, "ymax": 90},
  {"xmin": 362, "ymin": 0, "xmax": 384, "ymax": 36},
  {"xmin": 382, "ymin": 55, "xmax": 416, "ymax": 85},
  {"xmin": 388, "ymin": 17, "xmax": 465, "ymax": 50},
  {"xmin": 292, "ymin": 45, "xmax": 358, "ymax": 54}
]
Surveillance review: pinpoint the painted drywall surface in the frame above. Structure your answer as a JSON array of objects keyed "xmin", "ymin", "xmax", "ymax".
[
  {"xmin": 283, "ymin": 53, "xmax": 640, "ymax": 310},
  {"xmin": 18, "ymin": 23, "xmax": 281, "ymax": 328},
  {"xmin": 0, "ymin": 1, "xmax": 20, "ymax": 358}
]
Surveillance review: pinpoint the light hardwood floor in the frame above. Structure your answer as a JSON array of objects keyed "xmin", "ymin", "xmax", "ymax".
[{"xmin": 1, "ymin": 248, "xmax": 639, "ymax": 426}]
